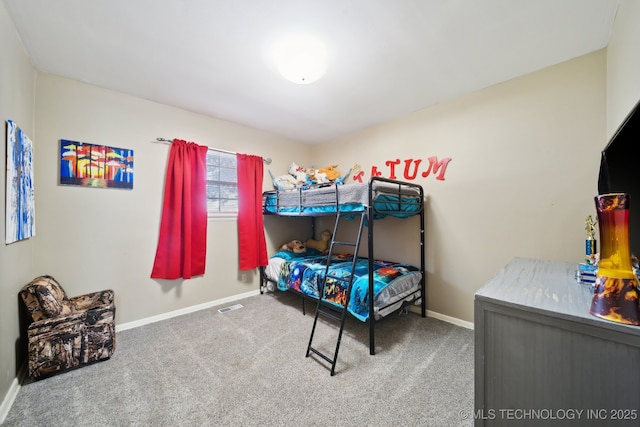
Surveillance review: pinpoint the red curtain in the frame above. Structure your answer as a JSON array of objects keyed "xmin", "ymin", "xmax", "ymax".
[
  {"xmin": 237, "ymin": 153, "xmax": 268, "ymax": 270},
  {"xmin": 151, "ymin": 139, "xmax": 209, "ymax": 280}
]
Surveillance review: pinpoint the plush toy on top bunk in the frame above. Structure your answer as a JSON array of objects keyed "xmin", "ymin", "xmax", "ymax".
[{"xmin": 269, "ymin": 162, "xmax": 351, "ymax": 191}]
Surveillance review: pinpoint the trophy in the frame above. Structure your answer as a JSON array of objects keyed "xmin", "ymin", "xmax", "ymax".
[{"xmin": 585, "ymin": 215, "xmax": 597, "ymax": 262}]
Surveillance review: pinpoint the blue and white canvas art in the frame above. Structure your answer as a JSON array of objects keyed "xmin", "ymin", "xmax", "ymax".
[{"xmin": 6, "ymin": 120, "xmax": 35, "ymax": 244}]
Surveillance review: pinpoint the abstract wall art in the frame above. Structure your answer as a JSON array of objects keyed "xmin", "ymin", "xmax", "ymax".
[
  {"xmin": 59, "ymin": 139, "xmax": 134, "ymax": 189},
  {"xmin": 6, "ymin": 120, "xmax": 36, "ymax": 244}
]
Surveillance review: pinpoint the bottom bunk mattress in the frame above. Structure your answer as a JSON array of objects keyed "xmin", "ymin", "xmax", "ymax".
[{"xmin": 264, "ymin": 250, "xmax": 422, "ymax": 321}]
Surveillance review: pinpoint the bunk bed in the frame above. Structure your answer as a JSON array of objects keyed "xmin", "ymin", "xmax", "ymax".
[{"xmin": 260, "ymin": 176, "xmax": 425, "ymax": 374}]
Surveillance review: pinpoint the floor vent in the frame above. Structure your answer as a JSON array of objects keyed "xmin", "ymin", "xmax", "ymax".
[{"xmin": 218, "ymin": 304, "xmax": 244, "ymax": 314}]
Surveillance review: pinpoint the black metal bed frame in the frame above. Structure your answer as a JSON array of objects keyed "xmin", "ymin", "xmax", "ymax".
[{"xmin": 259, "ymin": 176, "xmax": 426, "ymax": 370}]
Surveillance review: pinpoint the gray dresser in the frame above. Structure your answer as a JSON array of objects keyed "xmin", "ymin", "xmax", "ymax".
[{"xmin": 474, "ymin": 257, "xmax": 640, "ymax": 426}]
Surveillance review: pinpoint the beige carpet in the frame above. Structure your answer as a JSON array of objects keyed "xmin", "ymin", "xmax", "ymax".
[{"xmin": 4, "ymin": 291, "xmax": 474, "ymax": 426}]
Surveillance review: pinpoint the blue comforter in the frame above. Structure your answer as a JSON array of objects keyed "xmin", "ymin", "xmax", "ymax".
[{"xmin": 272, "ymin": 251, "xmax": 420, "ymax": 321}]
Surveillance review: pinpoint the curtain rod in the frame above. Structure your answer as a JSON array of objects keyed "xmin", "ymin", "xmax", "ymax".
[{"xmin": 154, "ymin": 138, "xmax": 272, "ymax": 164}]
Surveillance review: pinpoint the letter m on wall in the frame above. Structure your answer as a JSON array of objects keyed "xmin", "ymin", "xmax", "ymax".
[{"xmin": 422, "ymin": 156, "xmax": 452, "ymax": 180}]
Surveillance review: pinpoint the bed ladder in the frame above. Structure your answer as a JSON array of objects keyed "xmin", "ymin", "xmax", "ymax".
[{"xmin": 306, "ymin": 210, "xmax": 366, "ymax": 375}]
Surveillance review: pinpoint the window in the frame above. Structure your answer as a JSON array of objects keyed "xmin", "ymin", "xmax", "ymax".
[{"xmin": 206, "ymin": 150, "xmax": 237, "ymax": 215}]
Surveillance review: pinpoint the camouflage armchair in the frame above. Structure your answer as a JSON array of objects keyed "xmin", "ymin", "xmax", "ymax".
[{"xmin": 20, "ymin": 275, "xmax": 116, "ymax": 379}]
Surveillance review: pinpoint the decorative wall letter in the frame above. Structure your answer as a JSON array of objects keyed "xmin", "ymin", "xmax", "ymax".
[
  {"xmin": 354, "ymin": 156, "xmax": 452, "ymax": 183},
  {"xmin": 422, "ymin": 156, "xmax": 452, "ymax": 181}
]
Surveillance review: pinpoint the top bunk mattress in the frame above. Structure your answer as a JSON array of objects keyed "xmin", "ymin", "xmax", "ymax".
[{"xmin": 263, "ymin": 179, "xmax": 423, "ymax": 218}]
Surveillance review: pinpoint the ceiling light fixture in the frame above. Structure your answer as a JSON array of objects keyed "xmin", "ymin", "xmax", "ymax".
[{"xmin": 274, "ymin": 35, "xmax": 328, "ymax": 85}]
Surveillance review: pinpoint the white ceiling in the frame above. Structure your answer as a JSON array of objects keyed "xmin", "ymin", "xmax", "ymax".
[{"xmin": 4, "ymin": 0, "xmax": 619, "ymax": 143}]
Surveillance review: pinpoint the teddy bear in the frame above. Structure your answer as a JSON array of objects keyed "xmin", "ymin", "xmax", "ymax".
[
  {"xmin": 306, "ymin": 230, "xmax": 332, "ymax": 254},
  {"xmin": 279, "ymin": 239, "xmax": 307, "ymax": 253}
]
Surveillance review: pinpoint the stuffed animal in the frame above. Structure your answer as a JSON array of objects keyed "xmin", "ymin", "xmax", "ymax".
[
  {"xmin": 317, "ymin": 164, "xmax": 341, "ymax": 181},
  {"xmin": 270, "ymin": 162, "xmax": 347, "ymax": 190},
  {"xmin": 314, "ymin": 171, "xmax": 329, "ymax": 184},
  {"xmin": 270, "ymin": 171, "xmax": 297, "ymax": 191},
  {"xmin": 306, "ymin": 167, "xmax": 317, "ymax": 182},
  {"xmin": 306, "ymin": 230, "xmax": 332, "ymax": 253},
  {"xmin": 335, "ymin": 167, "xmax": 352, "ymax": 185},
  {"xmin": 288, "ymin": 162, "xmax": 310, "ymax": 185},
  {"xmin": 279, "ymin": 239, "xmax": 307, "ymax": 253}
]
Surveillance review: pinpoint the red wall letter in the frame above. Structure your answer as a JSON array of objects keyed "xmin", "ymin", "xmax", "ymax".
[
  {"xmin": 421, "ymin": 156, "xmax": 452, "ymax": 180},
  {"xmin": 385, "ymin": 159, "xmax": 401, "ymax": 179}
]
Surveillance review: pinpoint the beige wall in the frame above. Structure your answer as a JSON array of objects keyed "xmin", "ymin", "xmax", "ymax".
[
  {"xmin": 33, "ymin": 73, "xmax": 311, "ymax": 325},
  {"xmin": 0, "ymin": 1, "xmax": 37, "ymax": 412},
  {"xmin": 607, "ymin": 0, "xmax": 640, "ymax": 136},
  {"xmin": 313, "ymin": 50, "xmax": 607, "ymax": 322}
]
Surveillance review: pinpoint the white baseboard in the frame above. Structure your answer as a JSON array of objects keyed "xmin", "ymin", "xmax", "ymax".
[
  {"xmin": 426, "ymin": 309, "xmax": 474, "ymax": 330},
  {"xmin": 116, "ymin": 290, "xmax": 261, "ymax": 332},
  {"xmin": 407, "ymin": 305, "xmax": 474, "ymax": 329},
  {"xmin": 116, "ymin": 290, "xmax": 474, "ymax": 332},
  {"xmin": 0, "ymin": 363, "xmax": 25, "ymax": 424}
]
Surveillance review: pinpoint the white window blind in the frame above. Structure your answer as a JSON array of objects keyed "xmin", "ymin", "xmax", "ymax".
[{"xmin": 206, "ymin": 150, "xmax": 237, "ymax": 215}]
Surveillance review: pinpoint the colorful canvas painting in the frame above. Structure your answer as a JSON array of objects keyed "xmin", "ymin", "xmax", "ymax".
[
  {"xmin": 6, "ymin": 120, "xmax": 36, "ymax": 244},
  {"xmin": 59, "ymin": 140, "xmax": 134, "ymax": 189}
]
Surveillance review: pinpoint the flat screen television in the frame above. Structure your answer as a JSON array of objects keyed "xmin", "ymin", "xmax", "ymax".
[{"xmin": 598, "ymin": 98, "xmax": 640, "ymax": 256}]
